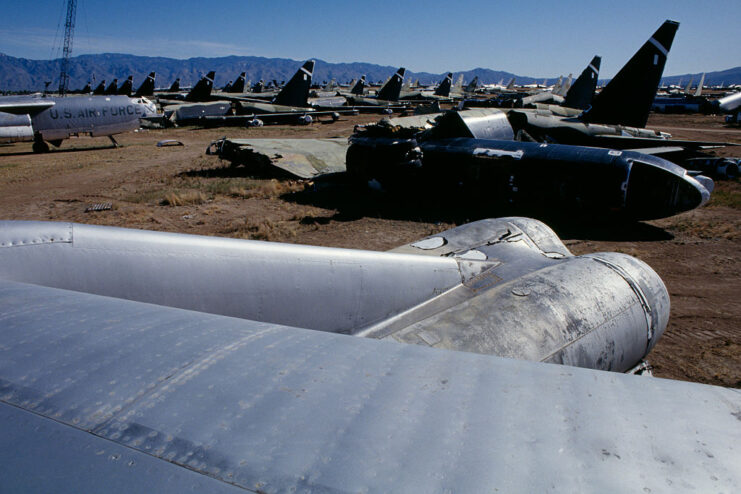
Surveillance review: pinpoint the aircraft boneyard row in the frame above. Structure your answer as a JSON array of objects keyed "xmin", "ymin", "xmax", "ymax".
[
  {"xmin": 209, "ymin": 107, "xmax": 715, "ymax": 220},
  {"xmin": 0, "ymin": 220, "xmax": 739, "ymax": 491}
]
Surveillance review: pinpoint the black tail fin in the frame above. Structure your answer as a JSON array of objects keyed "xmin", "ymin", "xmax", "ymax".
[
  {"xmin": 81, "ymin": 82, "xmax": 92, "ymax": 93},
  {"xmin": 376, "ymin": 67, "xmax": 405, "ymax": 101},
  {"xmin": 104, "ymin": 79, "xmax": 118, "ymax": 95},
  {"xmin": 564, "ymin": 56, "xmax": 601, "ymax": 110},
  {"xmin": 168, "ymin": 78, "xmax": 181, "ymax": 92},
  {"xmin": 252, "ymin": 80, "xmax": 264, "ymax": 93},
  {"xmin": 272, "ymin": 60, "xmax": 314, "ymax": 107},
  {"xmin": 93, "ymin": 80, "xmax": 106, "ymax": 95},
  {"xmin": 118, "ymin": 76, "xmax": 134, "ymax": 96},
  {"xmin": 582, "ymin": 20, "xmax": 679, "ymax": 127},
  {"xmin": 135, "ymin": 72, "xmax": 156, "ymax": 96},
  {"xmin": 229, "ymin": 72, "xmax": 246, "ymax": 93},
  {"xmin": 464, "ymin": 76, "xmax": 479, "ymax": 93},
  {"xmin": 434, "ymin": 73, "xmax": 453, "ymax": 97},
  {"xmin": 185, "ymin": 71, "xmax": 215, "ymax": 102},
  {"xmin": 351, "ymin": 75, "xmax": 367, "ymax": 95}
]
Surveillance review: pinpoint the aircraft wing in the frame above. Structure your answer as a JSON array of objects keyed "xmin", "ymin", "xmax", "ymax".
[
  {"xmin": 1, "ymin": 278, "xmax": 739, "ymax": 492},
  {"xmin": 0, "ymin": 99, "xmax": 55, "ymax": 115},
  {"xmin": 586, "ymin": 134, "xmax": 739, "ymax": 151},
  {"xmin": 206, "ymin": 137, "xmax": 348, "ymax": 178}
]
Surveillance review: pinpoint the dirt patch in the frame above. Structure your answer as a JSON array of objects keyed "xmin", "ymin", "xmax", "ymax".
[{"xmin": 1, "ymin": 112, "xmax": 739, "ymax": 387}]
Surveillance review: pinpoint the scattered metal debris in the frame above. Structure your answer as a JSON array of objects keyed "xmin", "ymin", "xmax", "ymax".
[
  {"xmin": 207, "ymin": 138, "xmax": 349, "ymax": 179},
  {"xmin": 156, "ymin": 139, "xmax": 184, "ymax": 147},
  {"xmin": 84, "ymin": 202, "xmax": 112, "ymax": 212}
]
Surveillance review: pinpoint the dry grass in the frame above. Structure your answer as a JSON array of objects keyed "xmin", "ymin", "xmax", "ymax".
[
  {"xmin": 161, "ymin": 190, "xmax": 207, "ymax": 206},
  {"xmin": 707, "ymin": 182, "xmax": 741, "ymax": 210}
]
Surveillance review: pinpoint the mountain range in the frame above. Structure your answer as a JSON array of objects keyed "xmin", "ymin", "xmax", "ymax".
[{"xmin": 1, "ymin": 52, "xmax": 739, "ymax": 92}]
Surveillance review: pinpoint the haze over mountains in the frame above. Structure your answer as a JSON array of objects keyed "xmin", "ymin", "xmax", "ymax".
[{"xmin": 1, "ymin": 52, "xmax": 739, "ymax": 92}]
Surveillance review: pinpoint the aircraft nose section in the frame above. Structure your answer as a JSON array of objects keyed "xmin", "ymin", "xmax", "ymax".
[
  {"xmin": 584, "ymin": 252, "xmax": 670, "ymax": 355},
  {"xmin": 625, "ymin": 158, "xmax": 713, "ymax": 219}
]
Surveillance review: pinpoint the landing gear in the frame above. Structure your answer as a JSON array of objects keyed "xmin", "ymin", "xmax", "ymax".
[
  {"xmin": 32, "ymin": 135, "xmax": 50, "ymax": 154},
  {"xmin": 108, "ymin": 135, "xmax": 120, "ymax": 147}
]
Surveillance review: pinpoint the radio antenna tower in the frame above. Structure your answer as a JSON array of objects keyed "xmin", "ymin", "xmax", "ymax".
[{"xmin": 57, "ymin": 0, "xmax": 77, "ymax": 96}]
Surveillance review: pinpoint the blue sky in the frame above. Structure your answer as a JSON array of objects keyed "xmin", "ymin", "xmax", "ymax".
[{"xmin": 2, "ymin": 0, "xmax": 739, "ymax": 78}]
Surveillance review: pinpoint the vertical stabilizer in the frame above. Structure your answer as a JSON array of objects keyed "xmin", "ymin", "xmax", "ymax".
[
  {"xmin": 582, "ymin": 20, "xmax": 679, "ymax": 128},
  {"xmin": 135, "ymin": 72, "xmax": 155, "ymax": 97},
  {"xmin": 168, "ymin": 78, "xmax": 181, "ymax": 92},
  {"xmin": 564, "ymin": 56, "xmax": 601, "ymax": 110},
  {"xmin": 93, "ymin": 80, "xmax": 106, "ymax": 95},
  {"xmin": 185, "ymin": 71, "xmax": 215, "ymax": 102},
  {"xmin": 376, "ymin": 67, "xmax": 406, "ymax": 101},
  {"xmin": 434, "ymin": 73, "xmax": 453, "ymax": 97},
  {"xmin": 454, "ymin": 74, "xmax": 464, "ymax": 91},
  {"xmin": 684, "ymin": 77, "xmax": 694, "ymax": 94},
  {"xmin": 229, "ymin": 72, "xmax": 246, "ymax": 93},
  {"xmin": 506, "ymin": 77, "xmax": 515, "ymax": 90},
  {"xmin": 464, "ymin": 76, "xmax": 479, "ymax": 93},
  {"xmin": 272, "ymin": 60, "xmax": 314, "ymax": 107},
  {"xmin": 694, "ymin": 73, "xmax": 705, "ymax": 97},
  {"xmin": 104, "ymin": 79, "xmax": 118, "ymax": 95},
  {"xmin": 351, "ymin": 76, "xmax": 367, "ymax": 95},
  {"xmin": 117, "ymin": 76, "xmax": 134, "ymax": 96}
]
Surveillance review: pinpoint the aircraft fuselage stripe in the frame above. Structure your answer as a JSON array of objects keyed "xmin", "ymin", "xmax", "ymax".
[{"xmin": 589, "ymin": 64, "xmax": 598, "ymax": 74}]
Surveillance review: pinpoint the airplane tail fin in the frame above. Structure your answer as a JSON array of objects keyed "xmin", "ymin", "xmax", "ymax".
[
  {"xmin": 464, "ymin": 76, "xmax": 479, "ymax": 93},
  {"xmin": 506, "ymin": 77, "xmax": 515, "ymax": 90},
  {"xmin": 376, "ymin": 67, "xmax": 406, "ymax": 101},
  {"xmin": 272, "ymin": 60, "xmax": 314, "ymax": 107},
  {"xmin": 351, "ymin": 76, "xmax": 367, "ymax": 95},
  {"xmin": 118, "ymin": 76, "xmax": 134, "ymax": 96},
  {"xmin": 135, "ymin": 72, "xmax": 155, "ymax": 97},
  {"xmin": 230, "ymin": 72, "xmax": 246, "ymax": 93},
  {"xmin": 434, "ymin": 73, "xmax": 453, "ymax": 97},
  {"xmin": 168, "ymin": 78, "xmax": 181, "ymax": 92},
  {"xmin": 185, "ymin": 71, "xmax": 215, "ymax": 102},
  {"xmin": 558, "ymin": 74, "xmax": 573, "ymax": 96},
  {"xmin": 454, "ymin": 74, "xmax": 464, "ymax": 91},
  {"xmin": 81, "ymin": 82, "xmax": 92, "ymax": 94},
  {"xmin": 684, "ymin": 77, "xmax": 694, "ymax": 94},
  {"xmin": 694, "ymin": 73, "xmax": 705, "ymax": 97},
  {"xmin": 104, "ymin": 79, "xmax": 118, "ymax": 95},
  {"xmin": 93, "ymin": 80, "xmax": 106, "ymax": 95},
  {"xmin": 564, "ymin": 56, "xmax": 601, "ymax": 110},
  {"xmin": 581, "ymin": 20, "xmax": 679, "ymax": 128}
]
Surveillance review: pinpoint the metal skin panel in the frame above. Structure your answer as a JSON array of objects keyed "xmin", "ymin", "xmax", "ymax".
[
  {"xmin": 717, "ymin": 90, "xmax": 741, "ymax": 113},
  {"xmin": 0, "ymin": 219, "xmax": 667, "ymax": 374},
  {"xmin": 171, "ymin": 101, "xmax": 232, "ymax": 122},
  {"xmin": 29, "ymin": 95, "xmax": 157, "ymax": 141},
  {"xmin": 0, "ymin": 221, "xmax": 464, "ymax": 333},
  {"xmin": 364, "ymin": 219, "xmax": 669, "ymax": 371},
  {"xmin": 212, "ymin": 138, "xmax": 349, "ymax": 178},
  {"xmin": 0, "ymin": 280, "xmax": 739, "ymax": 493}
]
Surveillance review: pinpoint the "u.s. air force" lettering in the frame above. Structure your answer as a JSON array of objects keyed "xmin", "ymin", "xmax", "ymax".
[{"xmin": 48, "ymin": 105, "xmax": 143, "ymax": 120}]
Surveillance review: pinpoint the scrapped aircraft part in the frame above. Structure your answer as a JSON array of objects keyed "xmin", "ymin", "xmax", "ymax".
[
  {"xmin": 1, "ymin": 280, "xmax": 739, "ymax": 492},
  {"xmin": 423, "ymin": 109, "xmax": 515, "ymax": 140},
  {"xmin": 0, "ymin": 218, "xmax": 666, "ymax": 373},
  {"xmin": 84, "ymin": 203, "xmax": 112, "ymax": 213},
  {"xmin": 208, "ymin": 138, "xmax": 348, "ymax": 179},
  {"xmin": 410, "ymin": 236, "xmax": 446, "ymax": 250},
  {"xmin": 156, "ymin": 139, "xmax": 183, "ymax": 147},
  {"xmin": 683, "ymin": 157, "xmax": 739, "ymax": 180},
  {"xmin": 347, "ymin": 128, "xmax": 713, "ymax": 220}
]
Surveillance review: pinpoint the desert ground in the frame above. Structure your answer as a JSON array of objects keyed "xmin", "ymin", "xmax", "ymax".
[{"xmin": 0, "ymin": 112, "xmax": 738, "ymax": 387}]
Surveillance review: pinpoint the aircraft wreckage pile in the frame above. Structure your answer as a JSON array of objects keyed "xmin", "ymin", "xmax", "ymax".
[{"xmin": 1, "ymin": 18, "xmax": 740, "ymax": 493}]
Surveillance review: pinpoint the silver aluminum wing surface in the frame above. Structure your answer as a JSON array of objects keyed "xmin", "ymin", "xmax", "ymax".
[{"xmin": 0, "ymin": 279, "xmax": 739, "ymax": 492}]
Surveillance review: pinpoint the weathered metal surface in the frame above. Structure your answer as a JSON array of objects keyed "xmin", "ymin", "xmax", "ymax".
[
  {"xmin": 0, "ymin": 219, "xmax": 666, "ymax": 373},
  {"xmin": 210, "ymin": 138, "xmax": 349, "ymax": 178},
  {"xmin": 0, "ymin": 279, "xmax": 739, "ymax": 493},
  {"xmin": 348, "ymin": 111, "xmax": 712, "ymax": 220}
]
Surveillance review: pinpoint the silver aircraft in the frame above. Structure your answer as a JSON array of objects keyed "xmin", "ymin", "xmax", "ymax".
[
  {"xmin": 0, "ymin": 218, "xmax": 738, "ymax": 491},
  {"xmin": 0, "ymin": 94, "xmax": 156, "ymax": 152}
]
